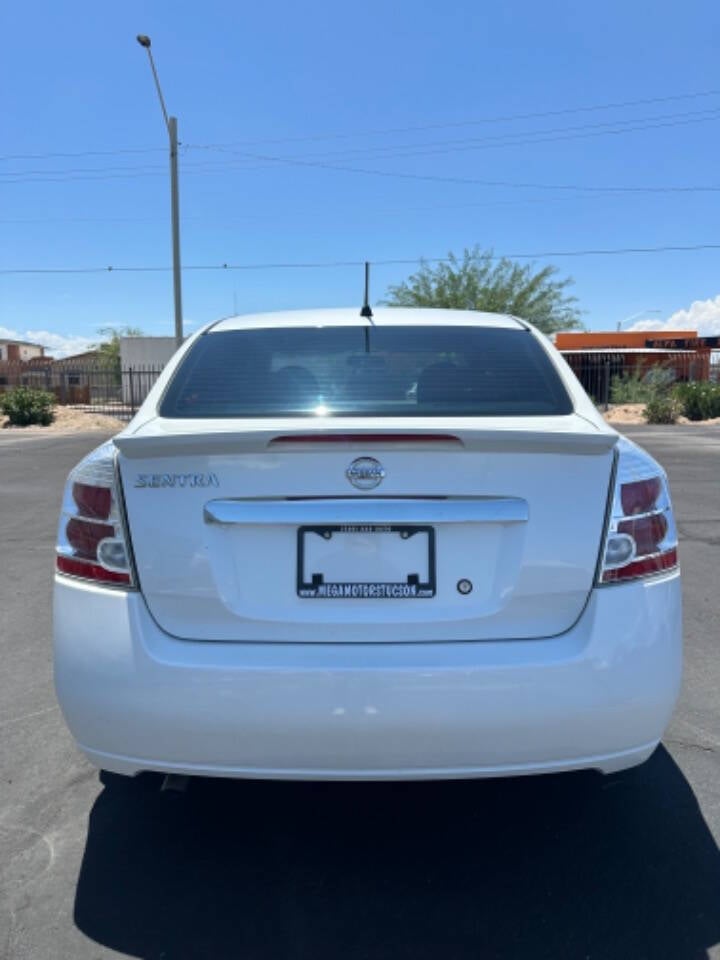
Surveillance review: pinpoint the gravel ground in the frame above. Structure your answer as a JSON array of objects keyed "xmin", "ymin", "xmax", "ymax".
[
  {"xmin": 604, "ymin": 403, "xmax": 720, "ymax": 426},
  {"xmin": 1, "ymin": 406, "xmax": 125, "ymax": 434}
]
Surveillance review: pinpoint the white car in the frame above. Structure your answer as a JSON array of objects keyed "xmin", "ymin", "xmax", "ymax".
[{"xmin": 53, "ymin": 308, "xmax": 682, "ymax": 781}]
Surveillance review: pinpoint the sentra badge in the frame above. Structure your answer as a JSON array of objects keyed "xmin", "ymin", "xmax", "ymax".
[{"xmin": 135, "ymin": 473, "xmax": 219, "ymax": 489}]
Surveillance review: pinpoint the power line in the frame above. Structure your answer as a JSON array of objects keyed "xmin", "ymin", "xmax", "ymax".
[
  {"xmin": 1, "ymin": 86, "xmax": 719, "ymax": 165},
  {"xmin": 191, "ymin": 107, "xmax": 720, "ymax": 164},
  {"xmin": 186, "ymin": 146, "xmax": 720, "ymax": 195},
  {"xmin": 3, "ymin": 242, "xmax": 720, "ymax": 276},
  {"xmin": 0, "ymin": 146, "xmax": 166, "ymax": 163},
  {"xmin": 180, "ymin": 87, "xmax": 720, "ymax": 148},
  {"xmin": 4, "ymin": 106, "xmax": 720, "ymax": 185}
]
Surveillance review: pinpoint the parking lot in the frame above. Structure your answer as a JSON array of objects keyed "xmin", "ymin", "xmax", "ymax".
[{"xmin": 1, "ymin": 425, "xmax": 719, "ymax": 960}]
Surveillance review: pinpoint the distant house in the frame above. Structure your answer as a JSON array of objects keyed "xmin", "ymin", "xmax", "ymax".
[
  {"xmin": 0, "ymin": 339, "xmax": 51, "ymax": 390},
  {"xmin": 0, "ymin": 338, "xmax": 45, "ymax": 362},
  {"xmin": 52, "ymin": 349, "xmax": 103, "ymax": 370},
  {"xmin": 50, "ymin": 350, "xmax": 106, "ymax": 404}
]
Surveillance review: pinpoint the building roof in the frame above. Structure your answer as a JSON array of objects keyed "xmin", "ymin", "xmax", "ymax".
[
  {"xmin": 52, "ymin": 349, "xmax": 103, "ymax": 364},
  {"xmin": 0, "ymin": 338, "xmax": 45, "ymax": 349},
  {"xmin": 555, "ymin": 330, "xmax": 697, "ymax": 349},
  {"xmin": 560, "ymin": 348, "xmax": 695, "ymax": 355}
]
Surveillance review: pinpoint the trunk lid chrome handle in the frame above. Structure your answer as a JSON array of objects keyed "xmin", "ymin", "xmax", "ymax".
[{"xmin": 203, "ymin": 498, "xmax": 528, "ymax": 526}]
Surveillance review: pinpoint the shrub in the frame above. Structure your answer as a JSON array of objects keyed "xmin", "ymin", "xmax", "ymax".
[
  {"xmin": 610, "ymin": 367, "xmax": 676, "ymax": 405},
  {"xmin": 673, "ymin": 381, "xmax": 720, "ymax": 421},
  {"xmin": 0, "ymin": 386, "xmax": 56, "ymax": 426},
  {"xmin": 643, "ymin": 393, "xmax": 680, "ymax": 425},
  {"xmin": 610, "ymin": 371, "xmax": 653, "ymax": 404}
]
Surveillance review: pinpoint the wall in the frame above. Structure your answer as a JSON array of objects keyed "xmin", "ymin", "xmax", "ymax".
[
  {"xmin": 119, "ymin": 337, "xmax": 176, "ymax": 407},
  {"xmin": 555, "ymin": 331, "xmax": 696, "ymax": 350},
  {"xmin": 119, "ymin": 337, "xmax": 177, "ymax": 369}
]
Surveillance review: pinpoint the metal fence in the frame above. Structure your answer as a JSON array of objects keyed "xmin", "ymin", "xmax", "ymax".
[
  {"xmin": 0, "ymin": 362, "xmax": 164, "ymax": 420},
  {"xmin": 559, "ymin": 351, "xmax": 709, "ymax": 409},
  {"xmin": 710, "ymin": 352, "xmax": 720, "ymax": 382}
]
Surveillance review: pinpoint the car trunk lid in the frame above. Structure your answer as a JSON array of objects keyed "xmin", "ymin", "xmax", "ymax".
[{"xmin": 116, "ymin": 417, "xmax": 616, "ymax": 642}]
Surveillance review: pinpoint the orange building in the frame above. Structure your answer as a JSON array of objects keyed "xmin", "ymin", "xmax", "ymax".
[{"xmin": 555, "ymin": 331, "xmax": 698, "ymax": 350}]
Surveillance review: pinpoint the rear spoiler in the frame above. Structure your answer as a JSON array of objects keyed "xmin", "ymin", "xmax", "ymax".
[{"xmin": 114, "ymin": 421, "xmax": 618, "ymax": 458}]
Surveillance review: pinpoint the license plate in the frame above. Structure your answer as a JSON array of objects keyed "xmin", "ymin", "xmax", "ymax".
[{"xmin": 297, "ymin": 524, "xmax": 436, "ymax": 598}]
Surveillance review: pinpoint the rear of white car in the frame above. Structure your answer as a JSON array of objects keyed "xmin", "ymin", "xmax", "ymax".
[{"xmin": 53, "ymin": 309, "xmax": 682, "ymax": 780}]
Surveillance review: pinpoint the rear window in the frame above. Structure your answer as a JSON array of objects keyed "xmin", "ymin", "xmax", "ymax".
[{"xmin": 159, "ymin": 325, "xmax": 572, "ymax": 418}]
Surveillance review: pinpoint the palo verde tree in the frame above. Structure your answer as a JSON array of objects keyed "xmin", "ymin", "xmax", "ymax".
[{"xmin": 384, "ymin": 246, "xmax": 582, "ymax": 335}]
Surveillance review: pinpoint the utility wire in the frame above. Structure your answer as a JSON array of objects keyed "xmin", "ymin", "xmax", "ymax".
[
  {"xmin": 211, "ymin": 147, "xmax": 720, "ymax": 194},
  {"xmin": 3, "ymin": 242, "xmax": 720, "ymax": 275},
  {"xmin": 3, "ymin": 107, "xmax": 720, "ymax": 185},
  {"xmin": 0, "ymin": 146, "xmax": 166, "ymax": 162},
  {"xmin": 175, "ymin": 87, "xmax": 720, "ymax": 148},
  {"xmin": 190, "ymin": 106, "xmax": 720, "ymax": 163},
  {"xmin": 1, "ymin": 86, "xmax": 719, "ymax": 164}
]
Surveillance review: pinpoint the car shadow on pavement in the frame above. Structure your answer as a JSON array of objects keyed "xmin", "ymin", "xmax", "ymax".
[{"xmin": 73, "ymin": 745, "xmax": 720, "ymax": 960}]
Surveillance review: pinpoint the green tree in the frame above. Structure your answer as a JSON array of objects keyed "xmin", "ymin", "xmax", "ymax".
[
  {"xmin": 94, "ymin": 326, "xmax": 143, "ymax": 376},
  {"xmin": 383, "ymin": 246, "xmax": 582, "ymax": 335}
]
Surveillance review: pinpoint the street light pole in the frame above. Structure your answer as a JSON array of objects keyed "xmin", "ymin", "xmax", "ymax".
[
  {"xmin": 168, "ymin": 116, "xmax": 183, "ymax": 349},
  {"xmin": 136, "ymin": 35, "xmax": 184, "ymax": 349},
  {"xmin": 616, "ymin": 309, "xmax": 661, "ymax": 333}
]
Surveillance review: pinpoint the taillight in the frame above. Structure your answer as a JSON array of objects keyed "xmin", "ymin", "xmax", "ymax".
[
  {"xmin": 56, "ymin": 440, "xmax": 135, "ymax": 588},
  {"xmin": 598, "ymin": 443, "xmax": 678, "ymax": 584}
]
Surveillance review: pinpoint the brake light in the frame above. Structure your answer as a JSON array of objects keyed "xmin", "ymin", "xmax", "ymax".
[
  {"xmin": 56, "ymin": 441, "xmax": 135, "ymax": 588},
  {"xmin": 599, "ymin": 444, "xmax": 678, "ymax": 584}
]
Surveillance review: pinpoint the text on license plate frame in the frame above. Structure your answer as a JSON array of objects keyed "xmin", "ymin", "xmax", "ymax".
[{"xmin": 296, "ymin": 524, "xmax": 436, "ymax": 599}]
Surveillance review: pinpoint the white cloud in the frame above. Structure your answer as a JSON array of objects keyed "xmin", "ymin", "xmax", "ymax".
[
  {"xmin": 0, "ymin": 325, "xmax": 97, "ymax": 358},
  {"xmin": 628, "ymin": 295, "xmax": 720, "ymax": 336}
]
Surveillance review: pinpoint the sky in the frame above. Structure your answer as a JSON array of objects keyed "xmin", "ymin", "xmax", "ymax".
[{"xmin": 2, "ymin": 0, "xmax": 720, "ymax": 356}]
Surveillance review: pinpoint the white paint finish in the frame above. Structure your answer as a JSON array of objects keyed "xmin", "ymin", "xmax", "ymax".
[
  {"xmin": 302, "ymin": 528, "xmax": 431, "ymax": 584},
  {"xmin": 52, "ymin": 308, "xmax": 684, "ymax": 780},
  {"xmin": 114, "ymin": 416, "xmax": 616, "ymax": 457},
  {"xmin": 117, "ymin": 444, "xmax": 614, "ymax": 640},
  {"xmin": 211, "ymin": 307, "xmax": 525, "ymax": 332},
  {"xmin": 53, "ymin": 572, "xmax": 682, "ymax": 779}
]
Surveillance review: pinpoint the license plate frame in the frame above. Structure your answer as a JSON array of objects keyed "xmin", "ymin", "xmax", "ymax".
[{"xmin": 297, "ymin": 524, "xmax": 436, "ymax": 599}]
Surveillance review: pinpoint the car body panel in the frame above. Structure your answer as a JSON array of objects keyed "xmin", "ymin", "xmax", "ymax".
[
  {"xmin": 54, "ymin": 570, "xmax": 682, "ymax": 779},
  {"xmin": 52, "ymin": 308, "xmax": 682, "ymax": 780}
]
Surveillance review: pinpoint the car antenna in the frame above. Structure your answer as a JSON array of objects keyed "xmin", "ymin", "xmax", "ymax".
[{"xmin": 360, "ymin": 261, "xmax": 374, "ymax": 323}]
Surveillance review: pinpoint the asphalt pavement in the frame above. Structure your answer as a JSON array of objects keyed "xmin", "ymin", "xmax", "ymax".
[{"xmin": 1, "ymin": 425, "xmax": 719, "ymax": 960}]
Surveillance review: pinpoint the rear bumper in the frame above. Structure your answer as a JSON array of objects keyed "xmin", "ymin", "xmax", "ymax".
[{"xmin": 53, "ymin": 572, "xmax": 682, "ymax": 780}]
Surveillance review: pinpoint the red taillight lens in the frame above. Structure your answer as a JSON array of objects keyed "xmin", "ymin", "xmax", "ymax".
[
  {"xmin": 56, "ymin": 555, "xmax": 132, "ymax": 585},
  {"xmin": 56, "ymin": 442, "xmax": 134, "ymax": 588},
  {"xmin": 72, "ymin": 482, "xmax": 111, "ymax": 520},
  {"xmin": 601, "ymin": 548, "xmax": 678, "ymax": 583},
  {"xmin": 66, "ymin": 518, "xmax": 115, "ymax": 560},
  {"xmin": 599, "ymin": 447, "xmax": 678, "ymax": 585},
  {"xmin": 617, "ymin": 514, "xmax": 668, "ymax": 555},
  {"xmin": 620, "ymin": 477, "xmax": 661, "ymax": 516}
]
